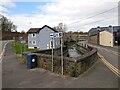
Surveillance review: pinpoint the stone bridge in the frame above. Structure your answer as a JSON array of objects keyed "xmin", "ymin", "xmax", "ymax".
[{"xmin": 22, "ymin": 43, "xmax": 98, "ymax": 77}]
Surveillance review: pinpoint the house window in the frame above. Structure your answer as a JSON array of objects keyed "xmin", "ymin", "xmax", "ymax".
[
  {"xmin": 32, "ymin": 33, "xmax": 36, "ymax": 37},
  {"xmin": 32, "ymin": 41, "xmax": 36, "ymax": 45}
]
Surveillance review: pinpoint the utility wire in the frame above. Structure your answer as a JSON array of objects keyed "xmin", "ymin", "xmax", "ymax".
[
  {"xmin": 66, "ymin": 11, "xmax": 118, "ymax": 50},
  {"xmin": 69, "ymin": 16, "xmax": 118, "ymax": 31},
  {"xmin": 67, "ymin": 6, "xmax": 118, "ymax": 26},
  {"xmin": 66, "ymin": 16, "xmax": 118, "ymax": 50},
  {"xmin": 66, "ymin": 6, "xmax": 119, "ymax": 47},
  {"xmin": 80, "ymin": 16, "xmax": 117, "ymax": 27}
]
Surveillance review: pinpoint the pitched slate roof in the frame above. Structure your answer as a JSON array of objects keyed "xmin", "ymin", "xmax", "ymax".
[
  {"xmin": 27, "ymin": 28, "xmax": 40, "ymax": 33},
  {"xmin": 89, "ymin": 28, "xmax": 99, "ymax": 36},
  {"xmin": 113, "ymin": 26, "xmax": 120, "ymax": 32},
  {"xmin": 27, "ymin": 25, "xmax": 58, "ymax": 34},
  {"xmin": 89, "ymin": 26, "xmax": 120, "ymax": 36}
]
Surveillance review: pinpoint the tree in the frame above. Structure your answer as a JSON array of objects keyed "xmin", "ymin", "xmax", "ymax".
[
  {"xmin": 12, "ymin": 24, "xmax": 17, "ymax": 32},
  {"xmin": 0, "ymin": 15, "xmax": 17, "ymax": 32},
  {"xmin": 21, "ymin": 30, "xmax": 25, "ymax": 34},
  {"xmin": 53, "ymin": 23, "xmax": 67, "ymax": 32}
]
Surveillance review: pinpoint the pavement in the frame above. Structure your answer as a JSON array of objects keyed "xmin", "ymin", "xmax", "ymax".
[{"xmin": 2, "ymin": 42, "xmax": 119, "ymax": 88}]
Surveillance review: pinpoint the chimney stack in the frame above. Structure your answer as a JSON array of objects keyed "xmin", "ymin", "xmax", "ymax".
[
  {"xmin": 109, "ymin": 25, "xmax": 113, "ymax": 32},
  {"xmin": 97, "ymin": 26, "xmax": 100, "ymax": 31}
]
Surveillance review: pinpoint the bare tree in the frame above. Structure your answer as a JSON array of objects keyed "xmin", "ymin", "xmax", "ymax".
[
  {"xmin": 21, "ymin": 30, "xmax": 25, "ymax": 34},
  {"xmin": 54, "ymin": 23, "xmax": 67, "ymax": 32}
]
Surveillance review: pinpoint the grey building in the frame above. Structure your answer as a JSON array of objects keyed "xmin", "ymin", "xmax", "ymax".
[{"xmin": 27, "ymin": 25, "xmax": 60, "ymax": 50}]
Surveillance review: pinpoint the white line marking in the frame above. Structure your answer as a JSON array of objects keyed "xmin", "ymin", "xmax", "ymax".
[{"xmin": 0, "ymin": 41, "xmax": 10, "ymax": 63}]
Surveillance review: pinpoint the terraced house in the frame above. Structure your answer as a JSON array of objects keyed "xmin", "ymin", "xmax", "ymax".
[
  {"xmin": 88, "ymin": 26, "xmax": 120, "ymax": 47},
  {"xmin": 27, "ymin": 25, "xmax": 60, "ymax": 50}
]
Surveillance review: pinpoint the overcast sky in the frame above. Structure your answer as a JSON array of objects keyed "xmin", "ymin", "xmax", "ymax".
[{"xmin": 0, "ymin": 0, "xmax": 119, "ymax": 32}]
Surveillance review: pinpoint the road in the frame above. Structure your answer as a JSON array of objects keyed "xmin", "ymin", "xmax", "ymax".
[
  {"xmin": 91, "ymin": 44, "xmax": 118, "ymax": 69},
  {"xmin": 2, "ymin": 42, "xmax": 119, "ymax": 88},
  {"xmin": 78, "ymin": 41, "xmax": 119, "ymax": 76}
]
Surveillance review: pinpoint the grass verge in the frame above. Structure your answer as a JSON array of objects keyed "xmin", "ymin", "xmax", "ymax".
[{"xmin": 12, "ymin": 42, "xmax": 39, "ymax": 62}]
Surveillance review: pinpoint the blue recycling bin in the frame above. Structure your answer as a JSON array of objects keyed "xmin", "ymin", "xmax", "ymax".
[{"xmin": 27, "ymin": 53, "xmax": 37, "ymax": 69}]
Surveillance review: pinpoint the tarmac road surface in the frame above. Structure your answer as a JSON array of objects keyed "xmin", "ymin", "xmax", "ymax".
[{"xmin": 2, "ymin": 42, "xmax": 119, "ymax": 88}]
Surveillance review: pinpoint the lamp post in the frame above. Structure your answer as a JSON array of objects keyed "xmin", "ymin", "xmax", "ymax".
[
  {"xmin": 59, "ymin": 32, "xmax": 63, "ymax": 75},
  {"xmin": 52, "ymin": 37, "xmax": 54, "ymax": 72}
]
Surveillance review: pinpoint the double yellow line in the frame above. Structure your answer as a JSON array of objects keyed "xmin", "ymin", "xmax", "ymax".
[{"xmin": 98, "ymin": 53, "xmax": 120, "ymax": 77}]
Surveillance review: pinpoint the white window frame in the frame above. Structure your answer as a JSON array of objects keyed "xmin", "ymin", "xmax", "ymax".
[
  {"xmin": 32, "ymin": 41, "xmax": 36, "ymax": 45},
  {"xmin": 32, "ymin": 33, "xmax": 36, "ymax": 37}
]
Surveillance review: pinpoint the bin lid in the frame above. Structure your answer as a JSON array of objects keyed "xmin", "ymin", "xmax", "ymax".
[{"xmin": 27, "ymin": 53, "xmax": 36, "ymax": 56}]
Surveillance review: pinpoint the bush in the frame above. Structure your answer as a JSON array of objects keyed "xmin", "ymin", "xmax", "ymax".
[
  {"xmin": 70, "ymin": 67, "xmax": 76, "ymax": 77},
  {"xmin": 12, "ymin": 42, "xmax": 28, "ymax": 54},
  {"xmin": 12, "ymin": 42, "xmax": 39, "ymax": 54}
]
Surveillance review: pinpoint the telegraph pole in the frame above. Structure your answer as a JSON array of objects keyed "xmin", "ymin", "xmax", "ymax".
[{"xmin": 60, "ymin": 32, "xmax": 63, "ymax": 75}]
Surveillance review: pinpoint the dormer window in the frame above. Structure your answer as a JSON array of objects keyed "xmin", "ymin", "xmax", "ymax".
[{"xmin": 32, "ymin": 33, "xmax": 36, "ymax": 37}]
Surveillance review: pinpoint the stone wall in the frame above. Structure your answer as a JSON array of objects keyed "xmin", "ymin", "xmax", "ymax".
[
  {"xmin": 22, "ymin": 45, "xmax": 98, "ymax": 77},
  {"xmin": 76, "ymin": 44, "xmax": 91, "ymax": 54},
  {"xmin": 75, "ymin": 48, "xmax": 97, "ymax": 76},
  {"xmin": 88, "ymin": 35, "xmax": 99, "ymax": 45}
]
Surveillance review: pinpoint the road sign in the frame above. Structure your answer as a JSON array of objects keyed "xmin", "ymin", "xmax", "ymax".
[
  {"xmin": 59, "ymin": 32, "xmax": 63, "ymax": 38},
  {"xmin": 50, "ymin": 33, "xmax": 57, "ymax": 38},
  {"xmin": 50, "ymin": 32, "xmax": 63, "ymax": 38},
  {"xmin": 50, "ymin": 33, "xmax": 53, "ymax": 37},
  {"xmin": 19, "ymin": 37, "xmax": 24, "ymax": 41},
  {"xmin": 50, "ymin": 32, "xmax": 63, "ymax": 75},
  {"xmin": 19, "ymin": 36, "xmax": 26, "ymax": 54},
  {"xmin": 53, "ymin": 33, "xmax": 56, "ymax": 38}
]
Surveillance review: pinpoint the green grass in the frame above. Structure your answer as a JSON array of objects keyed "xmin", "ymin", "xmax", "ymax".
[{"xmin": 12, "ymin": 42, "xmax": 39, "ymax": 54}]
